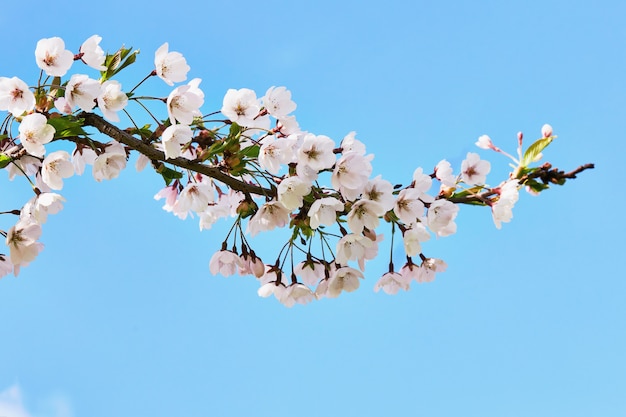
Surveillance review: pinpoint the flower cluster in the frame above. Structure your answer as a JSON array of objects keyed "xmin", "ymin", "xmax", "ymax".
[{"xmin": 0, "ymin": 36, "xmax": 590, "ymax": 305}]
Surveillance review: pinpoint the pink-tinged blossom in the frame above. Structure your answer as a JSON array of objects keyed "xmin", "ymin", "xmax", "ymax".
[
  {"xmin": 72, "ymin": 146, "xmax": 97, "ymax": 175},
  {"xmin": 54, "ymin": 97, "xmax": 73, "ymax": 114},
  {"xmin": 0, "ymin": 255, "xmax": 13, "ymax": 279},
  {"xmin": 492, "ymin": 179, "xmax": 519, "ymax": 229},
  {"xmin": 239, "ymin": 253, "xmax": 265, "ymax": 278},
  {"xmin": 162, "ymin": 124, "xmax": 193, "ymax": 160},
  {"xmin": 65, "ymin": 74, "xmax": 101, "ymax": 111},
  {"xmin": 347, "ymin": 200, "xmax": 384, "ymax": 234},
  {"xmin": 325, "ymin": 266, "xmax": 363, "ymax": 298},
  {"xmin": 154, "ymin": 43, "xmax": 190, "ymax": 86},
  {"xmin": 97, "ymin": 80, "xmax": 128, "ymax": 122},
  {"xmin": 435, "ymin": 159, "xmax": 456, "ymax": 187},
  {"xmin": 461, "ymin": 152, "xmax": 491, "ymax": 185},
  {"xmin": 331, "ymin": 152, "xmax": 373, "ymax": 201},
  {"xmin": 6, "ymin": 219, "xmax": 43, "ymax": 269},
  {"xmin": 475, "ymin": 134, "xmax": 493, "ymax": 150},
  {"xmin": 167, "ymin": 78, "xmax": 204, "ymax": 125},
  {"xmin": 0, "ymin": 77, "xmax": 35, "ymax": 117},
  {"xmin": 362, "ymin": 176, "xmax": 395, "ymax": 212},
  {"xmin": 374, "ymin": 272, "xmax": 410, "ymax": 295},
  {"xmin": 400, "ymin": 261, "xmax": 420, "ymax": 281},
  {"xmin": 221, "ymin": 88, "xmax": 260, "ymax": 127},
  {"xmin": 541, "ymin": 123, "xmax": 553, "ymax": 138},
  {"xmin": 35, "ymin": 37, "xmax": 73, "ymax": 77},
  {"xmin": 41, "ymin": 150, "xmax": 74, "ymax": 190},
  {"xmin": 277, "ymin": 176, "xmax": 311, "ymax": 210},
  {"xmin": 403, "ymin": 222, "xmax": 430, "ymax": 257},
  {"xmin": 79, "ymin": 35, "xmax": 107, "ymax": 71},
  {"xmin": 262, "ymin": 86, "xmax": 296, "ymax": 119},
  {"xmin": 18, "ymin": 113, "xmax": 55, "ymax": 157},
  {"xmin": 209, "ymin": 250, "xmax": 244, "ymax": 277},
  {"xmin": 92, "ymin": 141, "xmax": 127, "ymax": 182},
  {"xmin": 307, "ymin": 197, "xmax": 343, "ymax": 229},
  {"xmin": 416, "ymin": 258, "xmax": 447, "ymax": 283},
  {"xmin": 297, "ymin": 133, "xmax": 336, "ymax": 173},
  {"xmin": 246, "ymin": 200, "xmax": 291, "ymax": 237},
  {"xmin": 20, "ymin": 193, "xmax": 65, "ymax": 224},
  {"xmin": 427, "ymin": 199, "xmax": 459, "ymax": 237},
  {"xmin": 394, "ymin": 188, "xmax": 426, "ymax": 225},
  {"xmin": 154, "ymin": 184, "xmax": 179, "ymax": 212},
  {"xmin": 281, "ymin": 283, "xmax": 316, "ymax": 307},
  {"xmin": 135, "ymin": 153, "xmax": 150, "ymax": 172},
  {"xmin": 172, "ymin": 180, "xmax": 215, "ymax": 220},
  {"xmin": 294, "ymin": 260, "xmax": 326, "ymax": 287}
]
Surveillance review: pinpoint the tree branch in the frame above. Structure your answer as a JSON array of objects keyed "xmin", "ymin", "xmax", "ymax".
[{"xmin": 79, "ymin": 112, "xmax": 274, "ymax": 197}]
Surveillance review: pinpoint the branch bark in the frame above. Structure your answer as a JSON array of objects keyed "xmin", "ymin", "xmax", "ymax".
[{"xmin": 79, "ymin": 112, "xmax": 275, "ymax": 197}]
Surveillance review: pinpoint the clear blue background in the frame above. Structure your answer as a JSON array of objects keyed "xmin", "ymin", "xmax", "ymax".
[{"xmin": 1, "ymin": 1, "xmax": 624, "ymax": 416}]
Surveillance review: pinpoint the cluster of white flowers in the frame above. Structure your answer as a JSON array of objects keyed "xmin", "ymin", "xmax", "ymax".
[{"xmin": 0, "ymin": 36, "xmax": 567, "ymax": 306}]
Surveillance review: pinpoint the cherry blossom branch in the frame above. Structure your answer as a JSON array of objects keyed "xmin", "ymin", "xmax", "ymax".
[{"xmin": 78, "ymin": 112, "xmax": 274, "ymax": 196}]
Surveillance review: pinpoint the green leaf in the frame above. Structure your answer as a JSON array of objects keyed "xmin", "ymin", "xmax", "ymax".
[
  {"xmin": 0, "ymin": 153, "xmax": 11, "ymax": 169},
  {"xmin": 521, "ymin": 136, "xmax": 554, "ymax": 167},
  {"xmin": 241, "ymin": 145, "xmax": 260, "ymax": 158},
  {"xmin": 47, "ymin": 116, "xmax": 89, "ymax": 139},
  {"xmin": 101, "ymin": 46, "xmax": 139, "ymax": 81},
  {"xmin": 157, "ymin": 165, "xmax": 183, "ymax": 186}
]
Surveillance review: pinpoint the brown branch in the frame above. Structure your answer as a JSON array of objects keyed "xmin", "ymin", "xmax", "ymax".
[{"xmin": 78, "ymin": 112, "xmax": 274, "ymax": 197}]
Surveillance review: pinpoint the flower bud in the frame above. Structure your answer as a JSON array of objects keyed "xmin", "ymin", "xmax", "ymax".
[{"xmin": 541, "ymin": 124, "xmax": 553, "ymax": 138}]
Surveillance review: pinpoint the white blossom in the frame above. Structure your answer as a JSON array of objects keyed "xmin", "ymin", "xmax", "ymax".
[
  {"xmin": 35, "ymin": 37, "xmax": 73, "ymax": 77},
  {"xmin": 97, "ymin": 80, "xmax": 128, "ymax": 122},
  {"xmin": 41, "ymin": 150, "xmax": 74, "ymax": 190},
  {"xmin": 0, "ymin": 255, "xmax": 13, "ymax": 278},
  {"xmin": 167, "ymin": 78, "xmax": 204, "ymax": 125},
  {"xmin": 258, "ymin": 136, "xmax": 296, "ymax": 175},
  {"xmin": 347, "ymin": 200, "xmax": 384, "ymax": 234},
  {"xmin": 277, "ymin": 176, "xmax": 311, "ymax": 210},
  {"xmin": 394, "ymin": 188, "xmax": 426, "ymax": 225},
  {"xmin": 296, "ymin": 133, "xmax": 336, "ymax": 172},
  {"xmin": 416, "ymin": 258, "xmax": 447, "ymax": 283},
  {"xmin": 331, "ymin": 152, "xmax": 373, "ymax": 201},
  {"xmin": 294, "ymin": 260, "xmax": 326, "ymax": 287},
  {"xmin": 427, "ymin": 199, "xmax": 459, "ymax": 237},
  {"xmin": 0, "ymin": 77, "xmax": 35, "ymax": 117},
  {"xmin": 20, "ymin": 193, "xmax": 65, "ymax": 224},
  {"xmin": 172, "ymin": 180, "xmax": 215, "ymax": 220},
  {"xmin": 475, "ymin": 134, "xmax": 493, "ymax": 150},
  {"xmin": 65, "ymin": 74, "xmax": 101, "ymax": 111},
  {"xmin": 435, "ymin": 159, "xmax": 456, "ymax": 187},
  {"xmin": 79, "ymin": 35, "xmax": 107, "ymax": 71},
  {"xmin": 362, "ymin": 176, "xmax": 395, "ymax": 212},
  {"xmin": 18, "ymin": 113, "xmax": 55, "ymax": 157},
  {"xmin": 492, "ymin": 180, "xmax": 519, "ymax": 229},
  {"xmin": 221, "ymin": 88, "xmax": 260, "ymax": 127},
  {"xmin": 6, "ymin": 219, "xmax": 43, "ymax": 269},
  {"xmin": 72, "ymin": 146, "xmax": 97, "ymax": 175},
  {"xmin": 282, "ymin": 283, "xmax": 316, "ymax": 307},
  {"xmin": 262, "ymin": 86, "xmax": 296, "ymax": 119},
  {"xmin": 247, "ymin": 200, "xmax": 291, "ymax": 237},
  {"xmin": 162, "ymin": 124, "xmax": 193, "ymax": 160},
  {"xmin": 325, "ymin": 267, "xmax": 363, "ymax": 298},
  {"xmin": 307, "ymin": 197, "xmax": 343, "ymax": 229},
  {"xmin": 541, "ymin": 123, "xmax": 553, "ymax": 138},
  {"xmin": 374, "ymin": 272, "xmax": 410, "ymax": 295},
  {"xmin": 154, "ymin": 43, "xmax": 190, "ymax": 86},
  {"xmin": 93, "ymin": 141, "xmax": 127, "ymax": 181},
  {"xmin": 209, "ymin": 250, "xmax": 243, "ymax": 277},
  {"xmin": 403, "ymin": 222, "xmax": 430, "ymax": 257},
  {"xmin": 461, "ymin": 152, "xmax": 491, "ymax": 185}
]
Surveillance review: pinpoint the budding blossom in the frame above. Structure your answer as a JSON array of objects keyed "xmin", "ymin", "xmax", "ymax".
[
  {"xmin": 34, "ymin": 37, "xmax": 73, "ymax": 77},
  {"xmin": 475, "ymin": 134, "xmax": 493, "ymax": 150},
  {"xmin": 18, "ymin": 113, "xmax": 55, "ymax": 157},
  {"xmin": 154, "ymin": 43, "xmax": 190, "ymax": 86},
  {"xmin": 79, "ymin": 35, "xmax": 107, "ymax": 71},
  {"xmin": 0, "ymin": 76, "xmax": 35, "ymax": 117},
  {"xmin": 41, "ymin": 150, "xmax": 74, "ymax": 190},
  {"xmin": 541, "ymin": 124, "xmax": 553, "ymax": 138}
]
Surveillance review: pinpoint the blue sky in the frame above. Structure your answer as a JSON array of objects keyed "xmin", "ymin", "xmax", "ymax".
[{"xmin": 1, "ymin": 1, "xmax": 624, "ymax": 416}]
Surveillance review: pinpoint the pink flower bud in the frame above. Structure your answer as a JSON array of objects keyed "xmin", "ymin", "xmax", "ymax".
[{"xmin": 541, "ymin": 124, "xmax": 553, "ymax": 138}]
